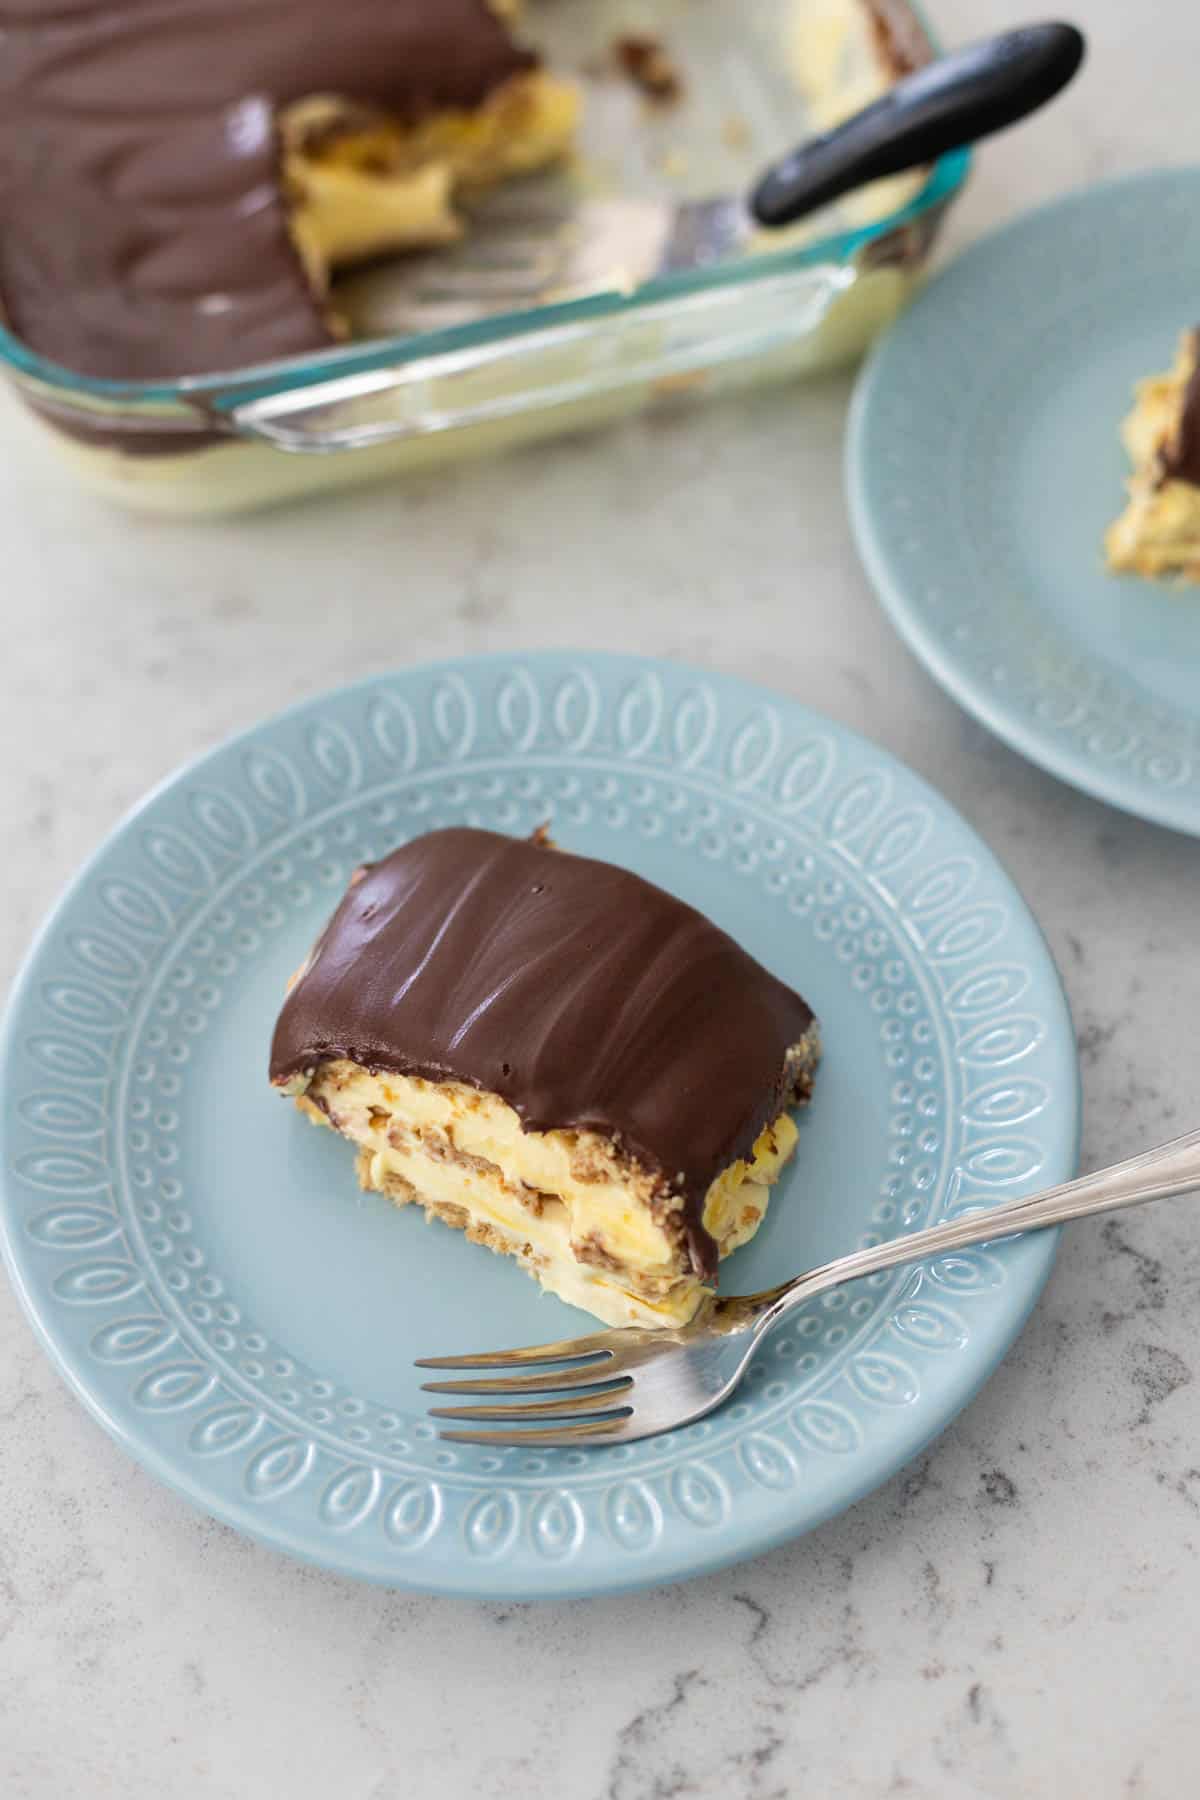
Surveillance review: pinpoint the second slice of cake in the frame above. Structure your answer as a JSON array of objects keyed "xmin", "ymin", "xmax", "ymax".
[
  {"xmin": 1106, "ymin": 328, "xmax": 1200, "ymax": 582},
  {"xmin": 269, "ymin": 828, "xmax": 820, "ymax": 1328}
]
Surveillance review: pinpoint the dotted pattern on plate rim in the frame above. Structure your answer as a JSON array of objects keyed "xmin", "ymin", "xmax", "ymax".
[{"xmin": 11, "ymin": 663, "xmax": 1054, "ymax": 1563}]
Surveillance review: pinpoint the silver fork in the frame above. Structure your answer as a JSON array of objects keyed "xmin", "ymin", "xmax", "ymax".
[{"xmin": 417, "ymin": 1128, "xmax": 1200, "ymax": 1446}]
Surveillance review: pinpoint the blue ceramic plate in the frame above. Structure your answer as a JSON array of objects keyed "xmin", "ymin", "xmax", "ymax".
[
  {"xmin": 849, "ymin": 168, "xmax": 1200, "ymax": 837},
  {"xmin": 0, "ymin": 654, "xmax": 1077, "ymax": 1597}
]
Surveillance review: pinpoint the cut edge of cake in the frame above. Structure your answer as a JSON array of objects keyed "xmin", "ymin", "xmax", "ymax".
[
  {"xmin": 283, "ymin": 1035, "xmax": 820, "ymax": 1329},
  {"xmin": 284, "ymin": 68, "xmax": 580, "ymax": 301},
  {"xmin": 1106, "ymin": 328, "xmax": 1200, "ymax": 584}
]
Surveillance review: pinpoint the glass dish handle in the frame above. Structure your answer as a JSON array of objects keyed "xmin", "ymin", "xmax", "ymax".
[{"xmin": 223, "ymin": 264, "xmax": 853, "ymax": 455}]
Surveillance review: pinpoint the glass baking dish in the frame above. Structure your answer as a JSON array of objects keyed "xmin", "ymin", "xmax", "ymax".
[{"xmin": 0, "ymin": 0, "xmax": 968, "ymax": 516}]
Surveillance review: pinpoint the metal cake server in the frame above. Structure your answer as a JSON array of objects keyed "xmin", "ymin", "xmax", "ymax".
[
  {"xmin": 347, "ymin": 21, "xmax": 1084, "ymax": 333},
  {"xmin": 417, "ymin": 1125, "xmax": 1200, "ymax": 1447}
]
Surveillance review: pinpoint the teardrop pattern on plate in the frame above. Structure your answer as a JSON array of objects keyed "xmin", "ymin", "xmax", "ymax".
[
  {"xmin": 319, "ymin": 1465, "xmax": 382, "ymax": 1533},
  {"xmin": 15, "ymin": 1149, "xmax": 108, "ymax": 1194},
  {"xmin": 963, "ymin": 1077, "xmax": 1049, "ymax": 1128},
  {"xmin": 864, "ymin": 806, "xmax": 932, "ymax": 876},
  {"xmin": 133, "ymin": 1361, "xmax": 216, "ymax": 1412},
  {"xmin": 243, "ymin": 747, "xmax": 306, "ymax": 820},
  {"xmin": 944, "ymin": 964, "xmax": 1030, "ymax": 1017},
  {"xmin": 956, "ymin": 1015, "xmax": 1045, "ymax": 1067},
  {"xmin": 775, "ymin": 736, "xmax": 833, "ymax": 810},
  {"xmin": 141, "ymin": 826, "xmax": 213, "ymax": 894},
  {"xmin": 189, "ymin": 788, "xmax": 257, "ymax": 856},
  {"xmin": 25, "ymin": 1033, "xmax": 109, "ymax": 1082},
  {"xmin": 726, "ymin": 707, "xmax": 781, "ymax": 790},
  {"xmin": 495, "ymin": 668, "xmax": 541, "ymax": 754},
  {"xmin": 431, "ymin": 674, "xmax": 476, "ymax": 760},
  {"xmin": 925, "ymin": 1249, "xmax": 1007, "ymax": 1295},
  {"xmin": 52, "ymin": 1260, "xmax": 143, "ymax": 1304},
  {"xmin": 26, "ymin": 1203, "xmax": 120, "ymax": 1250},
  {"xmin": 827, "ymin": 771, "xmax": 891, "ymax": 844},
  {"xmin": 188, "ymin": 1405, "xmax": 266, "ymax": 1457},
  {"xmin": 615, "ymin": 672, "xmax": 663, "ymax": 759},
  {"xmin": 529, "ymin": 1490, "xmax": 584, "ymax": 1561},
  {"xmin": 605, "ymin": 1480, "xmax": 663, "ymax": 1552},
  {"xmin": 97, "ymin": 876, "xmax": 173, "ymax": 939},
  {"xmin": 1139, "ymin": 748, "xmax": 1188, "ymax": 787},
  {"xmin": 790, "ymin": 1401, "xmax": 864, "ymax": 1456},
  {"xmin": 91, "ymin": 1316, "xmax": 177, "ymax": 1364},
  {"xmin": 367, "ymin": 692, "xmax": 420, "ymax": 771},
  {"xmin": 18, "ymin": 1091, "xmax": 105, "ymax": 1138},
  {"xmin": 671, "ymin": 684, "xmax": 717, "ymax": 768},
  {"xmin": 244, "ymin": 1436, "xmax": 316, "ymax": 1501},
  {"xmin": 960, "ymin": 1140, "xmax": 1043, "ymax": 1186},
  {"xmin": 922, "ymin": 903, "xmax": 1007, "ymax": 964},
  {"xmin": 846, "ymin": 1352, "xmax": 920, "ymax": 1408},
  {"xmin": 551, "ymin": 669, "xmax": 601, "ymax": 752},
  {"xmin": 890, "ymin": 1301, "xmax": 968, "ymax": 1353},
  {"xmin": 42, "ymin": 981, "xmax": 123, "ymax": 1033},
  {"xmin": 670, "ymin": 1462, "xmax": 730, "ymax": 1529},
  {"xmin": 903, "ymin": 855, "xmax": 976, "ymax": 919},
  {"xmin": 68, "ymin": 930, "xmax": 144, "ymax": 987},
  {"xmin": 307, "ymin": 719, "xmax": 362, "ymax": 793},
  {"xmin": 383, "ymin": 1480, "xmax": 442, "ymax": 1550},
  {"xmin": 739, "ymin": 1434, "xmax": 798, "ymax": 1491},
  {"xmin": 463, "ymin": 1489, "xmax": 519, "ymax": 1559}
]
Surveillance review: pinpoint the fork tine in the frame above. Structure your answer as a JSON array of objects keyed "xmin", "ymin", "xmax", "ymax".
[
  {"xmin": 421, "ymin": 1365, "xmax": 628, "ymax": 1397},
  {"xmin": 435, "ymin": 1417, "xmax": 630, "ymax": 1447},
  {"xmin": 428, "ymin": 1384, "xmax": 633, "ymax": 1423},
  {"xmin": 414, "ymin": 1331, "xmax": 619, "ymax": 1371}
]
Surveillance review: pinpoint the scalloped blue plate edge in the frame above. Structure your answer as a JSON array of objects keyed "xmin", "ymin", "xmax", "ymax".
[
  {"xmin": 0, "ymin": 651, "xmax": 1081, "ymax": 1598},
  {"xmin": 845, "ymin": 169, "xmax": 1200, "ymax": 840}
]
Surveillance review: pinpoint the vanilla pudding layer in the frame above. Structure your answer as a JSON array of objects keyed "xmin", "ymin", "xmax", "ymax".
[
  {"xmin": 1107, "ymin": 330, "xmax": 1200, "ymax": 581},
  {"xmin": 284, "ymin": 70, "xmax": 580, "ymax": 277},
  {"xmin": 289, "ymin": 1060, "xmax": 812, "ymax": 1328}
]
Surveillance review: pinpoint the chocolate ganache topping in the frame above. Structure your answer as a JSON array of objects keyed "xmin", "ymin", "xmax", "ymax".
[
  {"xmin": 1159, "ymin": 329, "xmax": 1200, "ymax": 489},
  {"xmin": 270, "ymin": 829, "xmax": 816, "ymax": 1276},
  {"xmin": 0, "ymin": 0, "xmax": 534, "ymax": 380},
  {"xmin": 862, "ymin": 0, "xmax": 933, "ymax": 78}
]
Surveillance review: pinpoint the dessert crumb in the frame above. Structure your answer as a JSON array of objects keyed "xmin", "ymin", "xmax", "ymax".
[{"xmin": 613, "ymin": 34, "xmax": 684, "ymax": 105}]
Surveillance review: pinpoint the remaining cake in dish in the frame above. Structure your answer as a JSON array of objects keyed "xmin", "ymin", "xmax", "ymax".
[
  {"xmin": 269, "ymin": 828, "xmax": 820, "ymax": 1329},
  {"xmin": 1106, "ymin": 329, "xmax": 1200, "ymax": 582},
  {"xmin": 0, "ymin": 0, "xmax": 578, "ymax": 380}
]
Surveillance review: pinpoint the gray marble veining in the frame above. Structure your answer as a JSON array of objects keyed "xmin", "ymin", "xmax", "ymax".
[{"xmin": 3, "ymin": 2, "xmax": 1200, "ymax": 1794}]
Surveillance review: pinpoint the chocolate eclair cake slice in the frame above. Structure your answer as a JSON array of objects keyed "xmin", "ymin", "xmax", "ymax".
[
  {"xmin": 0, "ymin": 0, "xmax": 577, "ymax": 381},
  {"xmin": 1106, "ymin": 329, "xmax": 1200, "ymax": 582},
  {"xmin": 270, "ymin": 829, "xmax": 820, "ymax": 1329}
]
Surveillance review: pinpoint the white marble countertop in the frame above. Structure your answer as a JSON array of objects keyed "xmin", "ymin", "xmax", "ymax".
[{"xmin": 3, "ymin": 3, "xmax": 1198, "ymax": 1795}]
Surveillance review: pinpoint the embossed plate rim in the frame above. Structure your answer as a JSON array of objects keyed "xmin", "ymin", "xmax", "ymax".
[
  {"xmin": 0, "ymin": 652, "xmax": 1079, "ymax": 1596},
  {"xmin": 847, "ymin": 167, "xmax": 1200, "ymax": 838}
]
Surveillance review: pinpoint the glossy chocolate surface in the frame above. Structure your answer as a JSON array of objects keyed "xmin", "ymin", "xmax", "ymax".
[
  {"xmin": 270, "ymin": 829, "xmax": 816, "ymax": 1276},
  {"xmin": 0, "ymin": 1, "xmax": 532, "ymax": 379}
]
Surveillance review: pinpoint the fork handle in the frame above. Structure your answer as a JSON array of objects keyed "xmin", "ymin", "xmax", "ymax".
[
  {"xmin": 758, "ymin": 1127, "xmax": 1200, "ymax": 1332},
  {"xmin": 752, "ymin": 21, "xmax": 1085, "ymax": 228}
]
